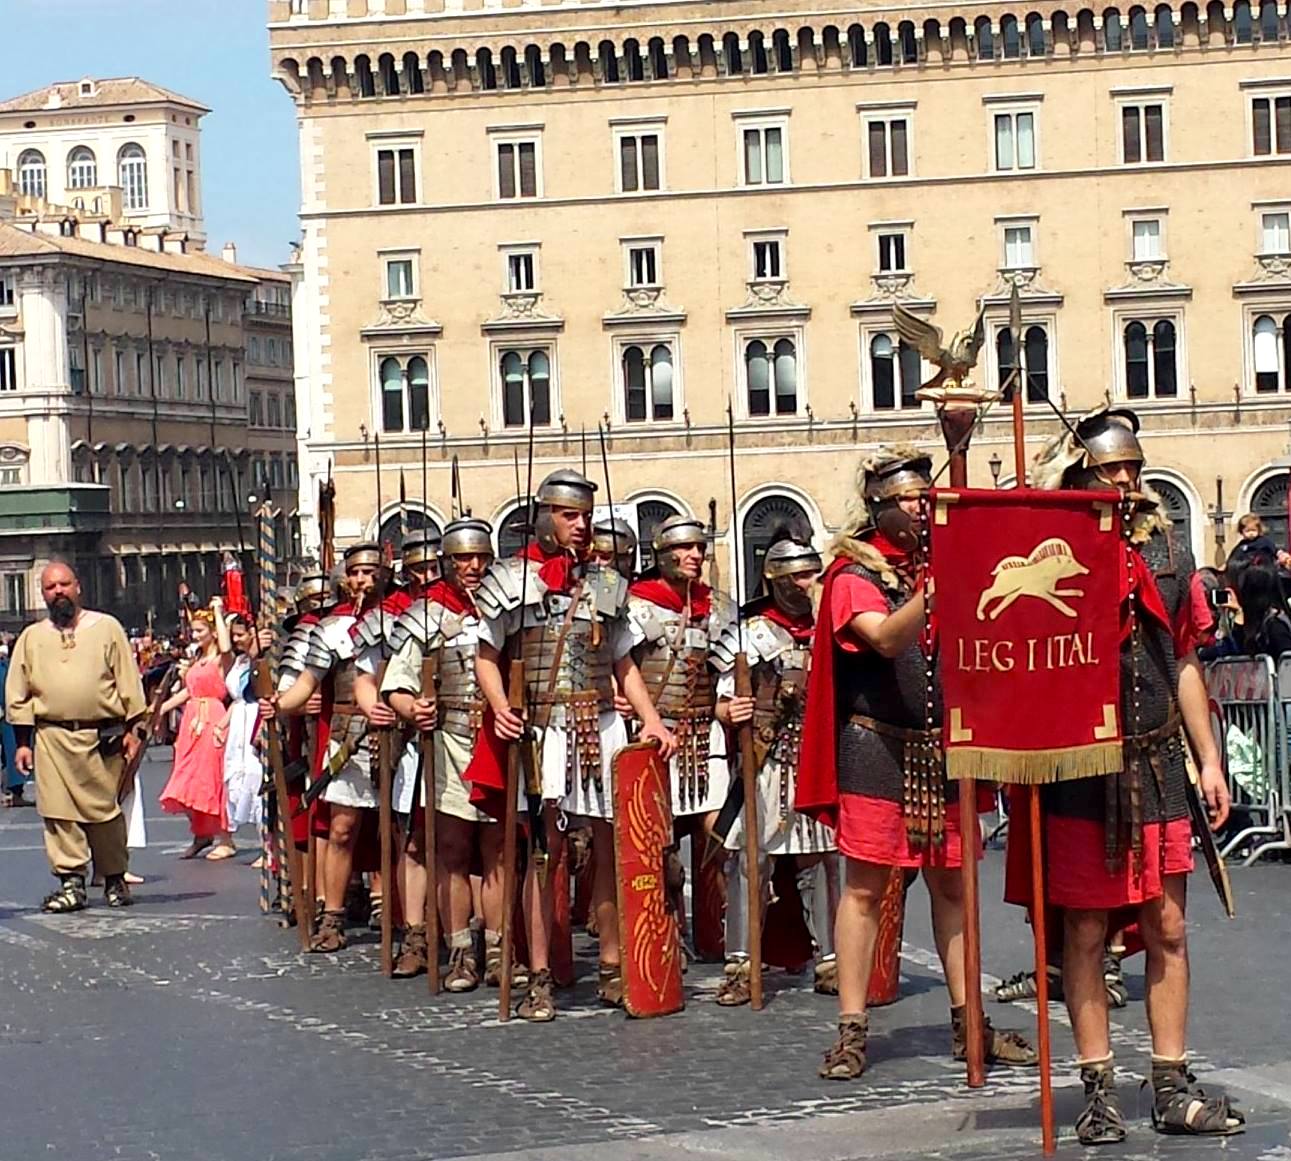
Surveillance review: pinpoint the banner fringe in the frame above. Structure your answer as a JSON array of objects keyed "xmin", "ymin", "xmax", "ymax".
[{"xmin": 946, "ymin": 742, "xmax": 1123, "ymax": 785}]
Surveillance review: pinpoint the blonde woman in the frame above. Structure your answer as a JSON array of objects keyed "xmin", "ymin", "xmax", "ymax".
[{"xmin": 159, "ymin": 598, "xmax": 236, "ymax": 859}]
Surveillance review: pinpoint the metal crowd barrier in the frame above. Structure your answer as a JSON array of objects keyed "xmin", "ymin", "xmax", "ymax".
[{"xmin": 1205, "ymin": 655, "xmax": 1291, "ymax": 865}]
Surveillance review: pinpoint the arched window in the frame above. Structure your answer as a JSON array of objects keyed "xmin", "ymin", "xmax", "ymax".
[
  {"xmin": 476, "ymin": 48, "xmax": 497, "ymax": 90},
  {"xmin": 1124, "ymin": 321, "xmax": 1149, "ymax": 397},
  {"xmin": 1253, "ymin": 473, "xmax": 1290, "ymax": 548},
  {"xmin": 117, "ymin": 144, "xmax": 148, "ymax": 210},
  {"xmin": 598, "ymin": 40, "xmax": 620, "ymax": 82},
  {"xmin": 773, "ymin": 29, "xmax": 793, "ymax": 71},
  {"xmin": 1128, "ymin": 5, "xmax": 1150, "ymax": 46},
  {"xmin": 622, "ymin": 343, "xmax": 675, "ymax": 422},
  {"xmin": 379, "ymin": 53, "xmax": 400, "ymax": 95},
  {"xmin": 636, "ymin": 498, "xmax": 681, "ymax": 572},
  {"xmin": 870, "ymin": 332, "xmax": 923, "ymax": 410},
  {"xmin": 378, "ymin": 509, "xmax": 441, "ymax": 561},
  {"xmin": 1260, "ymin": 0, "xmax": 1280, "ymax": 38},
  {"xmin": 17, "ymin": 149, "xmax": 45, "ymax": 198},
  {"xmin": 873, "ymin": 21, "xmax": 894, "ymax": 63},
  {"xmin": 898, "ymin": 20, "xmax": 919, "ymax": 61},
  {"xmin": 408, "ymin": 355, "xmax": 430, "ymax": 431},
  {"xmin": 749, "ymin": 32, "xmax": 769, "ymax": 74},
  {"xmin": 500, "ymin": 47, "xmax": 522, "ymax": 89},
  {"xmin": 745, "ymin": 339, "xmax": 799, "ymax": 416},
  {"xmin": 975, "ymin": 16, "xmax": 996, "ymax": 57},
  {"xmin": 1145, "ymin": 477, "xmax": 1192, "ymax": 532},
  {"xmin": 355, "ymin": 54, "xmax": 376, "ymax": 97},
  {"xmin": 500, "ymin": 348, "xmax": 552, "ymax": 427},
  {"xmin": 1234, "ymin": 0, "xmax": 1253, "ymax": 41},
  {"xmin": 649, "ymin": 38, "xmax": 669, "ymax": 78},
  {"xmin": 742, "ymin": 495, "xmax": 812, "ymax": 599},
  {"xmin": 1026, "ymin": 12, "xmax": 1047, "ymax": 53},
  {"xmin": 1104, "ymin": 8, "xmax": 1124, "ymax": 48},
  {"xmin": 1153, "ymin": 319, "xmax": 1177, "ymax": 395},
  {"xmin": 1253, "ymin": 314, "xmax": 1281, "ymax": 392},
  {"xmin": 848, "ymin": 23, "xmax": 868, "ymax": 65},
  {"xmin": 1155, "ymin": 4, "xmax": 1176, "ymax": 44},
  {"xmin": 380, "ymin": 356, "xmax": 404, "ymax": 431},
  {"xmin": 1001, "ymin": 14, "xmax": 1022, "ymax": 55},
  {"xmin": 996, "ymin": 325, "xmax": 1050, "ymax": 402},
  {"xmin": 68, "ymin": 146, "xmax": 97, "ymax": 189},
  {"xmin": 496, "ymin": 503, "xmax": 530, "ymax": 558},
  {"xmin": 525, "ymin": 46, "xmax": 545, "ymax": 87},
  {"xmin": 773, "ymin": 339, "xmax": 797, "ymax": 414},
  {"xmin": 402, "ymin": 52, "xmax": 425, "ymax": 93},
  {"xmin": 723, "ymin": 32, "xmax": 743, "ymax": 73}
]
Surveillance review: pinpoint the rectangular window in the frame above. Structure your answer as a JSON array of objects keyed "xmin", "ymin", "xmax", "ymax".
[
  {"xmin": 1262, "ymin": 211, "xmax": 1291, "ymax": 253},
  {"xmin": 1003, "ymin": 225, "xmax": 1035, "ymax": 268},
  {"xmin": 376, "ymin": 146, "xmax": 417, "ymax": 204},
  {"xmin": 1132, "ymin": 218, "xmax": 1163, "ymax": 261},
  {"xmin": 0, "ymin": 277, "xmax": 13, "ymax": 308},
  {"xmin": 994, "ymin": 111, "xmax": 1036, "ymax": 171},
  {"xmin": 1122, "ymin": 103, "xmax": 1165, "ymax": 163},
  {"xmin": 213, "ymin": 360, "xmax": 224, "ymax": 401},
  {"xmin": 0, "ymin": 349, "xmax": 15, "ymax": 392},
  {"xmin": 174, "ymin": 355, "xmax": 184, "ymax": 398},
  {"xmin": 3, "ymin": 574, "xmax": 24, "ymax": 615},
  {"xmin": 69, "ymin": 348, "xmax": 85, "ymax": 395},
  {"xmin": 114, "ymin": 349, "xmax": 126, "ymax": 395},
  {"xmin": 877, "ymin": 232, "xmax": 907, "ymax": 272},
  {"xmin": 92, "ymin": 349, "xmax": 103, "ymax": 395},
  {"xmin": 506, "ymin": 251, "xmax": 537, "ymax": 293},
  {"xmin": 1252, "ymin": 95, "xmax": 1291, "ymax": 156},
  {"xmin": 627, "ymin": 245, "xmax": 659, "ymax": 287},
  {"xmin": 385, "ymin": 257, "xmax": 415, "ymax": 299},
  {"xmin": 618, "ymin": 133, "xmax": 661, "ymax": 192},
  {"xmin": 286, "ymin": 394, "xmax": 297, "ymax": 429},
  {"xmin": 135, "ymin": 352, "xmax": 146, "ymax": 395},
  {"xmin": 866, "ymin": 118, "xmax": 910, "ymax": 178},
  {"xmin": 268, "ymin": 394, "xmax": 282, "ymax": 428},
  {"xmin": 195, "ymin": 359, "xmax": 206, "ymax": 400},
  {"xmin": 752, "ymin": 239, "xmax": 782, "ymax": 280},
  {"xmin": 250, "ymin": 392, "xmax": 263, "ymax": 427},
  {"xmin": 496, "ymin": 140, "xmax": 539, "ymax": 199},
  {"xmin": 741, "ymin": 124, "xmax": 787, "ymax": 186},
  {"xmin": 154, "ymin": 354, "xmax": 166, "ymax": 395}
]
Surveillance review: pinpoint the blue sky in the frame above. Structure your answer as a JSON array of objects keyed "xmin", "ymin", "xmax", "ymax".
[{"xmin": 4, "ymin": 0, "xmax": 299, "ymax": 268}]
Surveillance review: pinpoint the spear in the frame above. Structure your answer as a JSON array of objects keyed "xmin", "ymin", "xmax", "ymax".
[{"xmin": 726, "ymin": 400, "xmax": 764, "ymax": 1011}]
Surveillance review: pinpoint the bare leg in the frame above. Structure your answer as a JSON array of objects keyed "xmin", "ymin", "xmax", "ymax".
[
  {"xmin": 1064, "ymin": 907, "xmax": 1111, "ymax": 1061},
  {"xmin": 322, "ymin": 806, "xmax": 361, "ymax": 913},
  {"xmin": 835, "ymin": 858, "xmax": 893, "ymax": 1016},
  {"xmin": 437, "ymin": 813, "xmax": 476, "ymax": 939},
  {"xmin": 523, "ymin": 806, "xmax": 557, "ymax": 974},
  {"xmin": 398, "ymin": 828, "xmax": 427, "ymax": 931},
  {"xmin": 1139, "ymin": 874, "xmax": 1189, "ymax": 1060},
  {"xmin": 923, "ymin": 865, "xmax": 967, "ymax": 1009},
  {"xmin": 589, "ymin": 818, "xmax": 619, "ymax": 965},
  {"xmin": 479, "ymin": 821, "xmax": 505, "ymax": 935}
]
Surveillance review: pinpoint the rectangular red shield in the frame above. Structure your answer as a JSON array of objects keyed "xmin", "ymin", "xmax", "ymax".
[
  {"xmin": 930, "ymin": 487, "xmax": 1124, "ymax": 784},
  {"xmin": 613, "ymin": 742, "xmax": 684, "ymax": 1018}
]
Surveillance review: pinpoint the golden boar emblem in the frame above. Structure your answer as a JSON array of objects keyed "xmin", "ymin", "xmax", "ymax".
[{"xmin": 975, "ymin": 538, "xmax": 1090, "ymax": 621}]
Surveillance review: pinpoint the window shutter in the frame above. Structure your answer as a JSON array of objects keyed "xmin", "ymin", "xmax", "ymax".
[
  {"xmin": 641, "ymin": 134, "xmax": 660, "ymax": 189},
  {"xmin": 620, "ymin": 135, "xmax": 639, "ymax": 192},
  {"xmin": 498, "ymin": 144, "xmax": 516, "ymax": 199},
  {"xmin": 867, "ymin": 121, "xmax": 887, "ymax": 177},
  {"xmin": 398, "ymin": 149, "xmax": 416, "ymax": 203},
  {"xmin": 890, "ymin": 120, "xmax": 908, "ymax": 176},
  {"xmin": 1122, "ymin": 106, "xmax": 1141, "ymax": 163},
  {"xmin": 1254, "ymin": 98, "xmax": 1273, "ymax": 155},
  {"xmin": 1277, "ymin": 96, "xmax": 1291, "ymax": 154},
  {"xmin": 519, "ymin": 142, "xmax": 537, "ymax": 197},
  {"xmin": 377, "ymin": 150, "xmax": 396, "ymax": 204},
  {"xmin": 1144, "ymin": 105, "xmax": 1164, "ymax": 162}
]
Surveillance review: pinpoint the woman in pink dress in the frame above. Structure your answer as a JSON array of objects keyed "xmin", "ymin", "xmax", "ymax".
[{"xmin": 159, "ymin": 598, "xmax": 236, "ymax": 859}]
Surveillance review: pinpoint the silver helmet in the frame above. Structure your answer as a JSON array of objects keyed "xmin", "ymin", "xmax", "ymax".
[
  {"xmin": 534, "ymin": 469, "xmax": 596, "ymax": 553},
  {"xmin": 399, "ymin": 532, "xmax": 442, "ymax": 584},
  {"xmin": 1065, "ymin": 407, "xmax": 1145, "ymax": 491},
  {"xmin": 860, "ymin": 446, "xmax": 933, "ymax": 551},
  {"xmin": 763, "ymin": 539, "xmax": 822, "ymax": 617},
  {"xmin": 293, "ymin": 572, "xmax": 328, "ymax": 610},
  {"xmin": 592, "ymin": 517, "xmax": 637, "ymax": 576},
  {"xmin": 651, "ymin": 514, "xmax": 707, "ymax": 581},
  {"xmin": 440, "ymin": 517, "xmax": 495, "ymax": 559}
]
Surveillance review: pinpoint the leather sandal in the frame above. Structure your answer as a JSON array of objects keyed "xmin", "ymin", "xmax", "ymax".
[
  {"xmin": 392, "ymin": 925, "xmax": 428, "ymax": 978},
  {"xmin": 951, "ymin": 1006, "xmax": 1038, "ymax": 1067},
  {"xmin": 445, "ymin": 947, "xmax": 481, "ymax": 993},
  {"xmin": 596, "ymin": 962, "xmax": 623, "ymax": 1008},
  {"xmin": 993, "ymin": 965, "xmax": 1063, "ymax": 1003},
  {"xmin": 42, "ymin": 874, "xmax": 87, "ymax": 914},
  {"xmin": 516, "ymin": 969, "xmax": 556, "ymax": 1022},
  {"xmin": 103, "ymin": 875, "xmax": 133, "ymax": 908},
  {"xmin": 820, "ymin": 1014, "xmax": 868, "ymax": 1080},
  {"xmin": 310, "ymin": 911, "xmax": 348, "ymax": 953},
  {"xmin": 1076, "ymin": 1060, "xmax": 1127, "ymax": 1146},
  {"xmin": 1149, "ymin": 1061, "xmax": 1245, "ymax": 1136},
  {"xmin": 716, "ymin": 961, "xmax": 752, "ymax": 1007},
  {"xmin": 814, "ymin": 957, "xmax": 839, "ymax": 996}
]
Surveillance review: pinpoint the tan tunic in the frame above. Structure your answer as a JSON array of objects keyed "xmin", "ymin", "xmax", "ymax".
[{"xmin": 4, "ymin": 612, "xmax": 147, "ymax": 823}]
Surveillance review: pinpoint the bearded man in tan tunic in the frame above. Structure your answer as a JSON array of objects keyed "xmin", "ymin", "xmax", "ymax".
[{"xmin": 4, "ymin": 562, "xmax": 146, "ymax": 912}]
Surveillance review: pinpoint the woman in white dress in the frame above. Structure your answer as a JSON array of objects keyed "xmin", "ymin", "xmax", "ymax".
[{"xmin": 217, "ymin": 616, "xmax": 264, "ymax": 842}]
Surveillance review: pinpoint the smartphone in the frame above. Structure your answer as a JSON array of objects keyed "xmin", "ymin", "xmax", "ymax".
[{"xmin": 1210, "ymin": 588, "xmax": 1232, "ymax": 608}]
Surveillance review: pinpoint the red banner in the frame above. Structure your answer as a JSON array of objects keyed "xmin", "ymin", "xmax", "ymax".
[{"xmin": 930, "ymin": 488, "xmax": 1124, "ymax": 785}]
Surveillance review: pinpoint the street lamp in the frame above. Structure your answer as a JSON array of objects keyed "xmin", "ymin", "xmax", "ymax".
[
  {"xmin": 174, "ymin": 498, "xmax": 186, "ymax": 511},
  {"xmin": 988, "ymin": 452, "xmax": 1003, "ymax": 488}
]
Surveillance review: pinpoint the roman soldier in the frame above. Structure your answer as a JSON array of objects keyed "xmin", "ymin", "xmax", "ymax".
[
  {"xmin": 382, "ymin": 517, "xmax": 507, "ymax": 989},
  {"xmin": 591, "ymin": 517, "xmax": 638, "ymax": 578},
  {"xmin": 797, "ymin": 446, "xmax": 1036, "ymax": 1081},
  {"xmin": 715, "ymin": 536, "xmax": 839, "ymax": 1005},
  {"xmin": 471, "ymin": 469, "xmax": 674, "ymax": 1021},
  {"xmin": 1020, "ymin": 408, "xmax": 1240, "ymax": 1145},
  {"xmin": 268, "ymin": 542, "xmax": 394, "ymax": 952},
  {"xmin": 625, "ymin": 515, "xmax": 740, "ymax": 955},
  {"xmin": 398, "ymin": 531, "xmax": 442, "ymax": 593}
]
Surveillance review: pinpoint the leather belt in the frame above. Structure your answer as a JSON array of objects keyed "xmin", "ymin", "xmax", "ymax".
[
  {"xmin": 37, "ymin": 717, "xmax": 118, "ymax": 732},
  {"xmin": 848, "ymin": 712, "xmax": 942, "ymax": 745}
]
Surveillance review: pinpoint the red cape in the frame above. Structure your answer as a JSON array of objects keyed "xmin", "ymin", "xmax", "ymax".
[
  {"xmin": 420, "ymin": 578, "xmax": 473, "ymax": 616},
  {"xmin": 628, "ymin": 576, "xmax": 713, "ymax": 619}
]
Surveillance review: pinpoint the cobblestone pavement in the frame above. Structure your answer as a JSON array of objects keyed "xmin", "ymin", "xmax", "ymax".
[{"xmin": 1, "ymin": 751, "xmax": 1289, "ymax": 1161}]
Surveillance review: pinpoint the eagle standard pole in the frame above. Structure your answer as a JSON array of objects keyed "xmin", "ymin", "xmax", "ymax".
[{"xmin": 1012, "ymin": 358, "xmax": 1056, "ymax": 1158}]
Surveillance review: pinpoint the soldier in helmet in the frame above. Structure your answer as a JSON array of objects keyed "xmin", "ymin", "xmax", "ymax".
[
  {"xmin": 715, "ymin": 534, "xmax": 840, "ymax": 1005},
  {"xmin": 590, "ymin": 517, "xmax": 638, "ymax": 579},
  {"xmin": 398, "ymin": 531, "xmax": 442, "ymax": 594},
  {"xmin": 625, "ymin": 514, "xmax": 742, "ymax": 953},
  {"xmin": 1019, "ymin": 408, "xmax": 1238, "ymax": 1145},
  {"xmin": 472, "ymin": 470, "xmax": 674, "ymax": 1020},
  {"xmin": 797, "ymin": 446, "xmax": 1036, "ymax": 1081},
  {"xmin": 265, "ymin": 543, "xmax": 397, "ymax": 952},
  {"xmin": 381, "ymin": 518, "xmax": 509, "ymax": 990}
]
